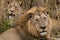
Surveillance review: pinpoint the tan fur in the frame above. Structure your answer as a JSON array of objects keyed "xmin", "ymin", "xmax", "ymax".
[
  {"xmin": 0, "ymin": 28, "xmax": 23, "ymax": 40},
  {"xmin": 0, "ymin": 14, "xmax": 1, "ymax": 20},
  {"xmin": 38, "ymin": 7, "xmax": 47, "ymax": 12}
]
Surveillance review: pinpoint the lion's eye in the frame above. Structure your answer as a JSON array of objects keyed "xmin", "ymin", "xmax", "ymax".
[
  {"xmin": 28, "ymin": 13, "xmax": 33, "ymax": 18},
  {"xmin": 46, "ymin": 11, "xmax": 49, "ymax": 14},
  {"xmin": 7, "ymin": 1, "xmax": 10, "ymax": 4}
]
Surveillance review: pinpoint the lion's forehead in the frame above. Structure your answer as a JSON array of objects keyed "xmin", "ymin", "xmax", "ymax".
[
  {"xmin": 34, "ymin": 15, "xmax": 40, "ymax": 19},
  {"xmin": 34, "ymin": 12, "xmax": 48, "ymax": 19},
  {"xmin": 32, "ymin": 11, "xmax": 49, "ymax": 26},
  {"xmin": 41, "ymin": 13, "xmax": 47, "ymax": 18}
]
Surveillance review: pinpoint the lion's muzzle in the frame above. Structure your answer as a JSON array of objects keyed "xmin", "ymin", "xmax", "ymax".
[
  {"xmin": 40, "ymin": 30, "xmax": 47, "ymax": 36},
  {"xmin": 40, "ymin": 26, "xmax": 47, "ymax": 36}
]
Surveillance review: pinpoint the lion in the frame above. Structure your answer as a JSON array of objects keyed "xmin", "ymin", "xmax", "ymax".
[
  {"xmin": 11, "ymin": 7, "xmax": 49, "ymax": 40},
  {"xmin": 8, "ymin": 1, "xmax": 23, "ymax": 16},
  {"xmin": 0, "ymin": 6, "xmax": 60, "ymax": 40},
  {"xmin": 13, "ymin": 7, "xmax": 60, "ymax": 40},
  {"xmin": 7, "ymin": 1, "xmax": 23, "ymax": 24}
]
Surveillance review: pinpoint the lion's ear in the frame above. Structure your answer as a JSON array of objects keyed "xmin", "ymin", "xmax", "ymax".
[
  {"xmin": 26, "ymin": 7, "xmax": 37, "ymax": 14},
  {"xmin": 26, "ymin": 7, "xmax": 37, "ymax": 19},
  {"xmin": 39, "ymin": 7, "xmax": 47, "ymax": 12},
  {"xmin": 19, "ymin": 1, "xmax": 23, "ymax": 7}
]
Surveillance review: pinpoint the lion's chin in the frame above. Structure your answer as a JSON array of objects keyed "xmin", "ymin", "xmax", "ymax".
[{"xmin": 40, "ymin": 31, "xmax": 47, "ymax": 36}]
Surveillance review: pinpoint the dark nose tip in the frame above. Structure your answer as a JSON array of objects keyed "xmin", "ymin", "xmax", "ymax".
[
  {"xmin": 10, "ymin": 10, "xmax": 14, "ymax": 12},
  {"xmin": 40, "ymin": 26, "xmax": 46, "ymax": 29}
]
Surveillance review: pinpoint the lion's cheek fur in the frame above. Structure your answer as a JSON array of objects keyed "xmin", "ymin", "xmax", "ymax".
[
  {"xmin": 46, "ymin": 18, "xmax": 53, "ymax": 38},
  {"xmin": 27, "ymin": 20, "xmax": 39, "ymax": 37},
  {"xmin": 46, "ymin": 18, "xmax": 57, "ymax": 40}
]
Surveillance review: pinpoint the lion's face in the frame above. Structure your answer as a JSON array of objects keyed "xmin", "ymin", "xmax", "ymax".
[
  {"xmin": 7, "ymin": 1, "xmax": 23, "ymax": 24},
  {"xmin": 8, "ymin": 1, "xmax": 23, "ymax": 18},
  {"xmin": 30, "ymin": 11, "xmax": 49, "ymax": 36}
]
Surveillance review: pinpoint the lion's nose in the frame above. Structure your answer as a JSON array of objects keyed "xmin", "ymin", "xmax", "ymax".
[
  {"xmin": 10, "ymin": 10, "xmax": 14, "ymax": 12},
  {"xmin": 40, "ymin": 26, "xmax": 46, "ymax": 29}
]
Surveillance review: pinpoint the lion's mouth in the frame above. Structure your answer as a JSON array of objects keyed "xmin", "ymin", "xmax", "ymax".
[{"xmin": 40, "ymin": 31, "xmax": 47, "ymax": 36}]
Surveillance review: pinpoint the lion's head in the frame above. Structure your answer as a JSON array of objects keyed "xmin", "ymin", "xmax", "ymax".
[
  {"xmin": 13, "ymin": 7, "xmax": 51, "ymax": 39},
  {"xmin": 8, "ymin": 1, "xmax": 23, "ymax": 18},
  {"xmin": 27, "ymin": 7, "xmax": 51, "ymax": 37},
  {"xmin": 7, "ymin": 1, "xmax": 23, "ymax": 24}
]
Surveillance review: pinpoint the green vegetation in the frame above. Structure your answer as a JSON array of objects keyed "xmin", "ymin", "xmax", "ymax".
[{"xmin": 0, "ymin": 20, "xmax": 11, "ymax": 33}]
